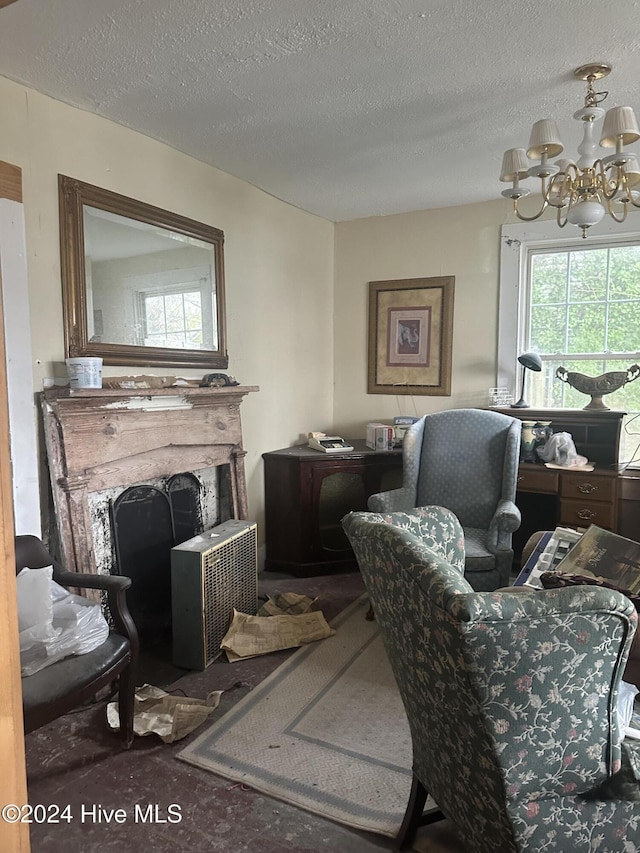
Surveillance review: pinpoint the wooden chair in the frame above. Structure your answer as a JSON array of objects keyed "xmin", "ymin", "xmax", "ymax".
[{"xmin": 16, "ymin": 535, "xmax": 138, "ymax": 747}]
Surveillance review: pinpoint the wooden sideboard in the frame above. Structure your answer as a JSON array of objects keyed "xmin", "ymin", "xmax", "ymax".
[{"xmin": 262, "ymin": 439, "xmax": 402, "ymax": 576}]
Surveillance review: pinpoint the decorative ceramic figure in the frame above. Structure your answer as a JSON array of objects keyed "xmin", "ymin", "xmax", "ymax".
[
  {"xmin": 520, "ymin": 421, "xmax": 538, "ymax": 463},
  {"xmin": 556, "ymin": 365, "xmax": 640, "ymax": 410},
  {"xmin": 533, "ymin": 421, "xmax": 553, "ymax": 456}
]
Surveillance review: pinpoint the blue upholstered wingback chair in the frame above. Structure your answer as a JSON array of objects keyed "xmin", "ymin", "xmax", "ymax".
[
  {"xmin": 368, "ymin": 408, "xmax": 521, "ymax": 590},
  {"xmin": 342, "ymin": 507, "xmax": 640, "ymax": 853}
]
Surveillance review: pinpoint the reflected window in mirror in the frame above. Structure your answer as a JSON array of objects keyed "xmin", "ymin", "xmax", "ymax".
[{"xmin": 60, "ymin": 176, "xmax": 227, "ymax": 369}]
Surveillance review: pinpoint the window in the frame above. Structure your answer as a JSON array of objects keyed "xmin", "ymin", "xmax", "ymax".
[
  {"xmin": 141, "ymin": 286, "xmax": 205, "ymax": 349},
  {"xmin": 499, "ymin": 218, "xmax": 640, "ymax": 468},
  {"xmin": 126, "ymin": 266, "xmax": 216, "ymax": 350}
]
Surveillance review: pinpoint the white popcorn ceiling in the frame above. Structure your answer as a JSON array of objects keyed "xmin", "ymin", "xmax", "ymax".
[{"xmin": 0, "ymin": 0, "xmax": 639, "ymax": 221}]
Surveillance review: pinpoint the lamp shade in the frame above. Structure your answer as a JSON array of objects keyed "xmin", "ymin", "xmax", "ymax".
[
  {"xmin": 600, "ymin": 106, "xmax": 640, "ymax": 147},
  {"xmin": 500, "ymin": 148, "xmax": 530, "ymax": 182},
  {"xmin": 518, "ymin": 352, "xmax": 542, "ymax": 372},
  {"xmin": 624, "ymin": 154, "xmax": 640, "ymax": 188},
  {"xmin": 527, "ymin": 119, "xmax": 564, "ymax": 159}
]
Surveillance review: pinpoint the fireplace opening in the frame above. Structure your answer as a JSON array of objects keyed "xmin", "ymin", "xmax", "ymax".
[
  {"xmin": 109, "ymin": 469, "xmax": 231, "ymax": 649},
  {"xmin": 167, "ymin": 473, "xmax": 202, "ymax": 543}
]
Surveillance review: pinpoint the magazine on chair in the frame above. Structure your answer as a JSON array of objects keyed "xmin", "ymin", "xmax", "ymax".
[{"xmin": 553, "ymin": 525, "xmax": 640, "ymax": 594}]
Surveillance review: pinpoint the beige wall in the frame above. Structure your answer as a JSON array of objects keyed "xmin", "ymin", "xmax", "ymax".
[
  {"xmin": 333, "ymin": 201, "xmax": 509, "ymax": 436},
  {"xmin": 0, "ymin": 73, "xmax": 517, "ymax": 547},
  {"xmin": 0, "ymin": 76, "xmax": 335, "ymax": 541}
]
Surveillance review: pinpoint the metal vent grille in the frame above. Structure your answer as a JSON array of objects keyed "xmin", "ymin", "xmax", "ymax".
[
  {"xmin": 171, "ymin": 519, "xmax": 258, "ymax": 670},
  {"xmin": 202, "ymin": 524, "xmax": 257, "ymax": 665}
]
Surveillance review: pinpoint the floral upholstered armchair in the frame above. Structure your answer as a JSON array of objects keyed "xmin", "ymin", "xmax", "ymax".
[
  {"xmin": 342, "ymin": 507, "xmax": 640, "ymax": 853},
  {"xmin": 367, "ymin": 409, "xmax": 521, "ymax": 590}
]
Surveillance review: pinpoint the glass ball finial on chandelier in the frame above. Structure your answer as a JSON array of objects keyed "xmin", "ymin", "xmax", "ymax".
[{"xmin": 499, "ymin": 63, "xmax": 640, "ymax": 238}]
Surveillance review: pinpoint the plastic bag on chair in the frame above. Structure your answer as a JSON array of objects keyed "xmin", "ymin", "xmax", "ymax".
[{"xmin": 18, "ymin": 568, "xmax": 110, "ymax": 676}]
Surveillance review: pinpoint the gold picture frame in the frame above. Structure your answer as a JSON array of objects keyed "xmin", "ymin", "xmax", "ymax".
[{"xmin": 367, "ymin": 276, "xmax": 454, "ymax": 395}]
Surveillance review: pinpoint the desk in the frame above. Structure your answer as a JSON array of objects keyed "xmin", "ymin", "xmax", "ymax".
[
  {"xmin": 493, "ymin": 408, "xmax": 626, "ymax": 562},
  {"xmin": 262, "ymin": 440, "xmax": 402, "ymax": 576}
]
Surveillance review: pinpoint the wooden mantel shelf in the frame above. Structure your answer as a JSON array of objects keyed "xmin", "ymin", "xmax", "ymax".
[
  {"xmin": 42, "ymin": 384, "xmax": 259, "ymax": 402},
  {"xmin": 41, "ymin": 384, "xmax": 259, "ymax": 577}
]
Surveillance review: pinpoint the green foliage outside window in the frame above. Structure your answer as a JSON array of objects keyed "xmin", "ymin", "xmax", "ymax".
[
  {"xmin": 144, "ymin": 290, "xmax": 204, "ymax": 349},
  {"xmin": 527, "ymin": 244, "xmax": 640, "ymax": 466}
]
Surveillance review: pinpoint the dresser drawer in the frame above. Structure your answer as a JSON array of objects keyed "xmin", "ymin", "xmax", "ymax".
[
  {"xmin": 560, "ymin": 472, "xmax": 617, "ymax": 503},
  {"xmin": 517, "ymin": 466, "xmax": 558, "ymax": 494},
  {"xmin": 559, "ymin": 499, "xmax": 616, "ymax": 530}
]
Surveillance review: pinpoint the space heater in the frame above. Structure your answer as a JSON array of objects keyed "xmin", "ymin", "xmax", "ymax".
[{"xmin": 171, "ymin": 519, "xmax": 258, "ymax": 670}]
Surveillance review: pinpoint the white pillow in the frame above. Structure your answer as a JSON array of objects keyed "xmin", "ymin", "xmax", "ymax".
[{"xmin": 16, "ymin": 566, "xmax": 53, "ymax": 633}]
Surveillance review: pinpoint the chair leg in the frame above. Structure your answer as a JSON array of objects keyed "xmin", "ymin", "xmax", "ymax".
[
  {"xmin": 117, "ymin": 665, "xmax": 136, "ymax": 748},
  {"xmin": 396, "ymin": 774, "xmax": 443, "ymax": 851}
]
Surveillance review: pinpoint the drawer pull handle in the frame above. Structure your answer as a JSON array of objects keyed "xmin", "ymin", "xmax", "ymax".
[
  {"xmin": 517, "ymin": 476, "xmax": 524, "ymax": 483},
  {"xmin": 577, "ymin": 509, "xmax": 597, "ymax": 521},
  {"xmin": 577, "ymin": 483, "xmax": 598, "ymax": 494}
]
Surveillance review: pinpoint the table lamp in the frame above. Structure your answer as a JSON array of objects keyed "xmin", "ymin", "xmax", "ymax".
[{"xmin": 511, "ymin": 352, "xmax": 542, "ymax": 408}]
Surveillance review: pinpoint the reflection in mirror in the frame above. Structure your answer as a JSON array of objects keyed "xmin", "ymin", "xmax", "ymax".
[
  {"xmin": 59, "ymin": 176, "xmax": 227, "ymax": 369},
  {"xmin": 83, "ymin": 207, "xmax": 218, "ymax": 350}
]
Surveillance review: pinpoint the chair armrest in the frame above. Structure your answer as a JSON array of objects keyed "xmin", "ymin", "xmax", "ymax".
[
  {"xmin": 487, "ymin": 498, "xmax": 521, "ymax": 551},
  {"xmin": 53, "ymin": 569, "xmax": 131, "ymax": 592},
  {"xmin": 54, "ymin": 569, "xmax": 139, "ymax": 654},
  {"xmin": 368, "ymin": 487, "xmax": 414, "ymax": 512}
]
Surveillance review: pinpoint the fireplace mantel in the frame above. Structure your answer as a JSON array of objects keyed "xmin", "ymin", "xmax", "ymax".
[{"xmin": 40, "ymin": 385, "xmax": 258, "ymax": 576}]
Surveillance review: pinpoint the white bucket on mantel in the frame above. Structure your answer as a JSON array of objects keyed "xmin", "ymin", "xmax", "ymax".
[{"xmin": 66, "ymin": 357, "xmax": 103, "ymax": 389}]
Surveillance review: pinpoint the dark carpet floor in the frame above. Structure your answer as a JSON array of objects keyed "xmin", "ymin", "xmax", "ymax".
[{"xmin": 24, "ymin": 570, "xmax": 466, "ymax": 853}]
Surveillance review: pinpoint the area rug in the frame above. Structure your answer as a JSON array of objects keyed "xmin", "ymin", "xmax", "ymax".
[{"xmin": 178, "ymin": 594, "xmax": 428, "ymax": 837}]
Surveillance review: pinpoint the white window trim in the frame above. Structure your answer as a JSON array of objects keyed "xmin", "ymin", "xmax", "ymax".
[{"xmin": 498, "ymin": 211, "xmax": 640, "ymax": 396}]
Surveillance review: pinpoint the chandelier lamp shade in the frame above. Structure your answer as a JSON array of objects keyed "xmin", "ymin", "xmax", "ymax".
[{"xmin": 499, "ymin": 64, "xmax": 640, "ymax": 238}]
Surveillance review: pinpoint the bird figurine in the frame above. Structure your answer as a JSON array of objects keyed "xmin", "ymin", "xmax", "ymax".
[{"xmin": 555, "ymin": 364, "xmax": 640, "ymax": 410}]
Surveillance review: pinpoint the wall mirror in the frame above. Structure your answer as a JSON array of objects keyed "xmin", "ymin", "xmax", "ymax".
[{"xmin": 59, "ymin": 175, "xmax": 227, "ymax": 369}]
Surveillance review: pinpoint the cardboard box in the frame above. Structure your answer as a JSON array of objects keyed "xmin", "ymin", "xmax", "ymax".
[{"xmin": 366, "ymin": 422, "xmax": 394, "ymax": 451}]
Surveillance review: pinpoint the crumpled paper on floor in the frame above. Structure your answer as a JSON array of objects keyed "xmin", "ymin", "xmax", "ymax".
[
  {"xmin": 221, "ymin": 609, "xmax": 335, "ymax": 662},
  {"xmin": 258, "ymin": 591, "xmax": 317, "ymax": 617},
  {"xmin": 106, "ymin": 683, "xmax": 223, "ymax": 743}
]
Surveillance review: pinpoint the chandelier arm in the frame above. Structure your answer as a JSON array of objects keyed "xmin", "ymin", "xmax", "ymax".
[
  {"xmin": 513, "ymin": 194, "xmax": 549, "ymax": 222},
  {"xmin": 556, "ymin": 206, "xmax": 569, "ymax": 228},
  {"xmin": 604, "ymin": 195, "xmax": 628, "ymax": 223},
  {"xmin": 597, "ymin": 161, "xmax": 623, "ymax": 202},
  {"xmin": 545, "ymin": 173, "xmax": 569, "ymax": 208}
]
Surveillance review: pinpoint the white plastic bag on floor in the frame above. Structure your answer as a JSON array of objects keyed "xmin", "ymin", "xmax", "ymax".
[{"xmin": 18, "ymin": 569, "xmax": 110, "ymax": 677}]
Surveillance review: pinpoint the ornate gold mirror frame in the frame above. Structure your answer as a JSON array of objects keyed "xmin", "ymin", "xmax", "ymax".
[{"xmin": 59, "ymin": 175, "xmax": 228, "ymax": 369}]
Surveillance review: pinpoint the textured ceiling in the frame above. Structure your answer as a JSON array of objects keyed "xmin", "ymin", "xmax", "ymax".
[{"xmin": 1, "ymin": 0, "xmax": 639, "ymax": 221}]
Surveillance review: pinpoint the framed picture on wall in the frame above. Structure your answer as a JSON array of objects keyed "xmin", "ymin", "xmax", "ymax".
[{"xmin": 367, "ymin": 276, "xmax": 454, "ymax": 395}]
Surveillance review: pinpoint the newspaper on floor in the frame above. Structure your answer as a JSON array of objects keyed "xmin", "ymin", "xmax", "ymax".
[
  {"xmin": 221, "ymin": 608, "xmax": 335, "ymax": 662},
  {"xmin": 106, "ymin": 683, "xmax": 223, "ymax": 743},
  {"xmin": 258, "ymin": 591, "xmax": 317, "ymax": 617}
]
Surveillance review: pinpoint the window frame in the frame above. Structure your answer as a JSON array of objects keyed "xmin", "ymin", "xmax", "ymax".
[{"xmin": 498, "ymin": 215, "xmax": 640, "ymax": 394}]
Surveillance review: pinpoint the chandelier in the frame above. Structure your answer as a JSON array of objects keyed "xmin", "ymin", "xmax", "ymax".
[{"xmin": 499, "ymin": 63, "xmax": 640, "ymax": 238}]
